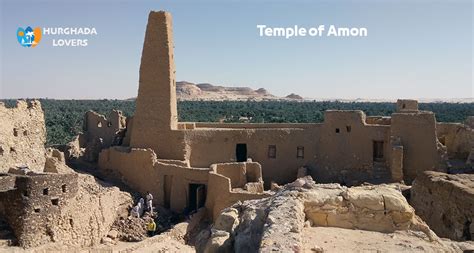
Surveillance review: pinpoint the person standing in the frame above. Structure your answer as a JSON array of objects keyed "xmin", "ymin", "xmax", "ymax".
[
  {"xmin": 147, "ymin": 219, "xmax": 156, "ymax": 237},
  {"xmin": 146, "ymin": 191, "xmax": 153, "ymax": 213}
]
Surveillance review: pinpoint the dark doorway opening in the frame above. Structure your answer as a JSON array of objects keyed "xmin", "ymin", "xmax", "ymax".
[
  {"xmin": 236, "ymin": 143, "xmax": 247, "ymax": 162},
  {"xmin": 188, "ymin": 184, "xmax": 206, "ymax": 212},
  {"xmin": 164, "ymin": 175, "xmax": 173, "ymax": 208},
  {"xmin": 373, "ymin": 141, "xmax": 384, "ymax": 161}
]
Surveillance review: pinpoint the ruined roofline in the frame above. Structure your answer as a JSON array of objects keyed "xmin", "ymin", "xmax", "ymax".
[{"xmin": 0, "ymin": 99, "xmax": 42, "ymax": 110}]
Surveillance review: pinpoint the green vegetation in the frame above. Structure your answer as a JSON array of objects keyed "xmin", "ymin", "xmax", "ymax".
[{"xmin": 1, "ymin": 99, "xmax": 472, "ymax": 146}]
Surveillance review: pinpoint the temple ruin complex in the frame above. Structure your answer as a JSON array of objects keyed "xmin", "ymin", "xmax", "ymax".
[
  {"xmin": 93, "ymin": 11, "xmax": 473, "ymax": 219},
  {"xmin": 0, "ymin": 10, "xmax": 472, "ymax": 252}
]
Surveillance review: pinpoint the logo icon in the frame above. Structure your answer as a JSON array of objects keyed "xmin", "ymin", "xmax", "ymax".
[{"xmin": 17, "ymin": 26, "xmax": 42, "ymax": 47}]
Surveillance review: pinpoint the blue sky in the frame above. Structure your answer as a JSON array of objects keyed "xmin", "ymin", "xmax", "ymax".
[{"xmin": 0, "ymin": 0, "xmax": 472, "ymax": 99}]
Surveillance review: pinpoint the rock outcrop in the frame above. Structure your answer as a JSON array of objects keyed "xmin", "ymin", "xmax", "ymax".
[
  {"xmin": 411, "ymin": 171, "xmax": 474, "ymax": 241},
  {"xmin": 285, "ymin": 93, "xmax": 303, "ymax": 100},
  {"xmin": 176, "ymin": 81, "xmax": 277, "ymax": 101},
  {"xmin": 199, "ymin": 177, "xmax": 449, "ymax": 252}
]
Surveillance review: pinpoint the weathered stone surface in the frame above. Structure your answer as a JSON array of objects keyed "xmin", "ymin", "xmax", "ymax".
[
  {"xmin": 202, "ymin": 177, "xmax": 445, "ymax": 252},
  {"xmin": 213, "ymin": 208, "xmax": 239, "ymax": 233},
  {"xmin": 204, "ymin": 229, "xmax": 232, "ymax": 253},
  {"xmin": 0, "ymin": 173, "xmax": 133, "ymax": 248},
  {"xmin": 411, "ymin": 171, "xmax": 474, "ymax": 241},
  {"xmin": 0, "ymin": 100, "xmax": 46, "ymax": 173}
]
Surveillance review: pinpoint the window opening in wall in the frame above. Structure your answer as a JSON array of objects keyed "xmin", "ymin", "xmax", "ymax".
[
  {"xmin": 10, "ymin": 147, "xmax": 16, "ymax": 153},
  {"xmin": 51, "ymin": 198, "xmax": 59, "ymax": 206},
  {"xmin": 268, "ymin": 145, "xmax": 277, "ymax": 159},
  {"xmin": 236, "ymin": 143, "xmax": 247, "ymax": 162},
  {"xmin": 97, "ymin": 121, "xmax": 102, "ymax": 128},
  {"xmin": 13, "ymin": 128, "xmax": 18, "ymax": 137},
  {"xmin": 346, "ymin": 126, "xmax": 351, "ymax": 132},
  {"xmin": 34, "ymin": 207, "xmax": 41, "ymax": 213},
  {"xmin": 402, "ymin": 104, "xmax": 406, "ymax": 109},
  {"xmin": 23, "ymin": 130, "xmax": 28, "ymax": 136},
  {"xmin": 335, "ymin": 128, "xmax": 340, "ymax": 133},
  {"xmin": 43, "ymin": 188, "xmax": 49, "ymax": 195},
  {"xmin": 297, "ymin": 146, "xmax": 304, "ymax": 159},
  {"xmin": 373, "ymin": 141, "xmax": 384, "ymax": 161},
  {"xmin": 61, "ymin": 184, "xmax": 67, "ymax": 193}
]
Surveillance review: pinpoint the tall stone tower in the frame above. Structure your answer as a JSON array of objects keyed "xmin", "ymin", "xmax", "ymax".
[{"xmin": 130, "ymin": 11, "xmax": 180, "ymax": 156}]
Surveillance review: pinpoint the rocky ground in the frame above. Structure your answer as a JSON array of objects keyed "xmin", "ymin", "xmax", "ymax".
[
  {"xmin": 301, "ymin": 227, "xmax": 472, "ymax": 253},
  {"xmin": 2, "ymin": 175, "xmax": 473, "ymax": 252},
  {"xmin": 196, "ymin": 176, "xmax": 472, "ymax": 253}
]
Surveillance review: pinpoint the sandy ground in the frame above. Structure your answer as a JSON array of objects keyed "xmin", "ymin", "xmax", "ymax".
[{"xmin": 301, "ymin": 226, "xmax": 459, "ymax": 253}]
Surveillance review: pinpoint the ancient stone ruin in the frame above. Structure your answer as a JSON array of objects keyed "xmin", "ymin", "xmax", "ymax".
[
  {"xmin": 0, "ymin": 10, "xmax": 473, "ymax": 252},
  {"xmin": 0, "ymin": 101, "xmax": 133, "ymax": 249},
  {"xmin": 94, "ymin": 11, "xmax": 471, "ymax": 220}
]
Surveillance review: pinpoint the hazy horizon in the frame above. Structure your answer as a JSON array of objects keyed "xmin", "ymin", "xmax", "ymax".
[{"xmin": 1, "ymin": 0, "xmax": 473, "ymax": 100}]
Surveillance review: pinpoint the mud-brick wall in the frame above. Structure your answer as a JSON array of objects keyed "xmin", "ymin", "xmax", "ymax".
[
  {"xmin": 411, "ymin": 171, "xmax": 474, "ymax": 241},
  {"xmin": 0, "ymin": 175, "xmax": 16, "ymax": 191},
  {"xmin": 436, "ymin": 122, "xmax": 473, "ymax": 160},
  {"xmin": 1, "ymin": 173, "xmax": 78, "ymax": 247},
  {"xmin": 0, "ymin": 100, "xmax": 46, "ymax": 173},
  {"xmin": 391, "ymin": 112, "xmax": 441, "ymax": 184}
]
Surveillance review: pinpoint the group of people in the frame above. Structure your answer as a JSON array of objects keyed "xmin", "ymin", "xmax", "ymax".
[
  {"xmin": 131, "ymin": 191, "xmax": 154, "ymax": 218},
  {"xmin": 130, "ymin": 192, "xmax": 157, "ymax": 236}
]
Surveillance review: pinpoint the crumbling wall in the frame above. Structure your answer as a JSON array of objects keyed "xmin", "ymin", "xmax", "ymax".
[
  {"xmin": 211, "ymin": 163, "xmax": 247, "ymax": 188},
  {"xmin": 0, "ymin": 100, "xmax": 46, "ymax": 172},
  {"xmin": 411, "ymin": 171, "xmax": 474, "ymax": 241},
  {"xmin": 81, "ymin": 110, "xmax": 127, "ymax": 162},
  {"xmin": 44, "ymin": 148, "xmax": 74, "ymax": 174},
  {"xmin": 98, "ymin": 146, "xmax": 209, "ymax": 213},
  {"xmin": 155, "ymin": 162, "xmax": 209, "ymax": 212},
  {"xmin": 206, "ymin": 171, "xmax": 270, "ymax": 220},
  {"xmin": 98, "ymin": 146, "xmax": 159, "ymax": 197},
  {"xmin": 366, "ymin": 116, "xmax": 391, "ymax": 125},
  {"xmin": 1, "ymin": 173, "xmax": 78, "ymax": 247},
  {"xmin": 316, "ymin": 110, "xmax": 391, "ymax": 184},
  {"xmin": 466, "ymin": 116, "xmax": 474, "ymax": 128},
  {"xmin": 391, "ymin": 112, "xmax": 446, "ymax": 183},
  {"xmin": 437, "ymin": 122, "xmax": 473, "ymax": 160},
  {"xmin": 0, "ymin": 173, "xmax": 132, "ymax": 248}
]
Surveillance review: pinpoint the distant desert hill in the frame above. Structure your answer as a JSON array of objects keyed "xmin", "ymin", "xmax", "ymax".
[
  {"xmin": 176, "ymin": 81, "xmax": 289, "ymax": 101},
  {"xmin": 285, "ymin": 93, "xmax": 304, "ymax": 100},
  {"xmin": 131, "ymin": 81, "xmax": 473, "ymax": 103}
]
